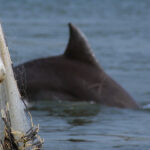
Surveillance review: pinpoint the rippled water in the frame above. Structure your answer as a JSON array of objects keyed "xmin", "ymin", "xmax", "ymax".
[{"xmin": 0, "ymin": 0, "xmax": 150, "ymax": 149}]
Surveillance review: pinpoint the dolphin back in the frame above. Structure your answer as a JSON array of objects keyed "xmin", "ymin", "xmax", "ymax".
[{"xmin": 14, "ymin": 23, "xmax": 139, "ymax": 109}]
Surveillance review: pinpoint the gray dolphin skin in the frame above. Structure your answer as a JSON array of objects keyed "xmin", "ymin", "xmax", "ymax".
[{"xmin": 14, "ymin": 23, "xmax": 139, "ymax": 109}]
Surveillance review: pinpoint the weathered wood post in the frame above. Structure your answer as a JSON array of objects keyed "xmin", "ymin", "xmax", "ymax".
[{"xmin": 0, "ymin": 23, "xmax": 43, "ymax": 150}]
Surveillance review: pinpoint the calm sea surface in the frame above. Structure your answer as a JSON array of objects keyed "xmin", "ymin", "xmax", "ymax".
[{"xmin": 0, "ymin": 0, "xmax": 150, "ymax": 149}]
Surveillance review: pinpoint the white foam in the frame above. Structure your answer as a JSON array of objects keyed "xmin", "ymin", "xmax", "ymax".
[{"xmin": 142, "ymin": 104, "xmax": 150, "ymax": 109}]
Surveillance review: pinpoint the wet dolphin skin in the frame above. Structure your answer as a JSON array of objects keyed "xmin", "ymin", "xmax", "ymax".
[{"xmin": 14, "ymin": 23, "xmax": 139, "ymax": 109}]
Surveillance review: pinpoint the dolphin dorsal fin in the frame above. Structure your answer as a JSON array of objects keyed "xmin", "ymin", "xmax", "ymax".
[{"xmin": 64, "ymin": 23, "xmax": 99, "ymax": 66}]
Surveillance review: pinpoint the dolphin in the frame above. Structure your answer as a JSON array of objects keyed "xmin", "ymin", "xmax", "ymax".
[{"xmin": 14, "ymin": 23, "xmax": 139, "ymax": 109}]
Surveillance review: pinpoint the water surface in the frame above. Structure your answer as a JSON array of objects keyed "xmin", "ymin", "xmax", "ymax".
[{"xmin": 0, "ymin": 0, "xmax": 150, "ymax": 149}]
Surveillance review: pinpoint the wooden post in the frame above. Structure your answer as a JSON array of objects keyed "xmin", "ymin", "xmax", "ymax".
[{"xmin": 0, "ymin": 23, "xmax": 43, "ymax": 150}]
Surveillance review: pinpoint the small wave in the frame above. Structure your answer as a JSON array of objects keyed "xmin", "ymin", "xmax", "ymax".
[{"xmin": 142, "ymin": 104, "xmax": 150, "ymax": 109}]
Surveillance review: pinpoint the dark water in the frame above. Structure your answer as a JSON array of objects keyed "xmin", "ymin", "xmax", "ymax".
[{"xmin": 0, "ymin": 0, "xmax": 150, "ymax": 149}]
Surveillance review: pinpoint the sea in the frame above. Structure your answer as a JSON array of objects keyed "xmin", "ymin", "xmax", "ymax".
[{"xmin": 0, "ymin": 0, "xmax": 150, "ymax": 149}]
